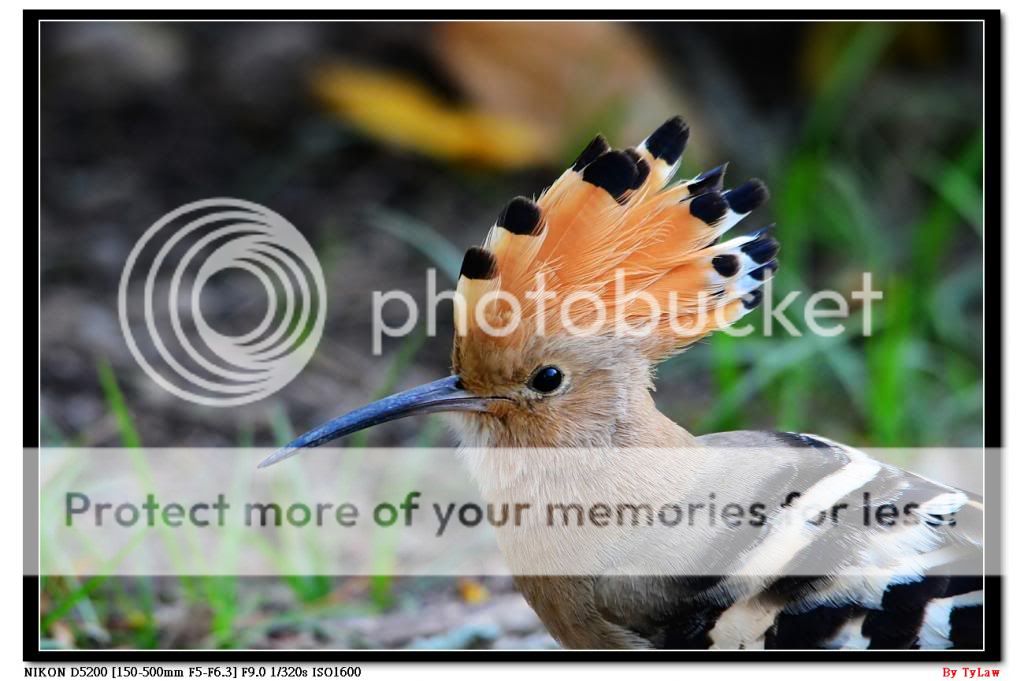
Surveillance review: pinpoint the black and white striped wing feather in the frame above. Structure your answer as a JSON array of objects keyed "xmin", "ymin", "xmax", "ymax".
[{"xmin": 594, "ymin": 432, "xmax": 983, "ymax": 650}]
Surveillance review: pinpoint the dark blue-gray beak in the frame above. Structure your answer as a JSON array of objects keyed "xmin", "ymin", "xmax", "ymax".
[{"xmin": 258, "ymin": 375, "xmax": 491, "ymax": 468}]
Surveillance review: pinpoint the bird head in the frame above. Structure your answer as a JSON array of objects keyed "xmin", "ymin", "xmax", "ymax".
[{"xmin": 260, "ymin": 116, "xmax": 777, "ymax": 466}]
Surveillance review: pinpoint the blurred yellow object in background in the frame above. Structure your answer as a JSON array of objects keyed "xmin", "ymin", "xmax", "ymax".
[
  {"xmin": 312, "ymin": 22, "xmax": 703, "ymax": 170},
  {"xmin": 312, "ymin": 62, "xmax": 547, "ymax": 169}
]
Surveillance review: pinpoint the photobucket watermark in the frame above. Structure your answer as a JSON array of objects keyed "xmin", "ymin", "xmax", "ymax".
[
  {"xmin": 371, "ymin": 268, "xmax": 883, "ymax": 354},
  {"xmin": 34, "ymin": 446, "xmax": 984, "ymax": 578},
  {"xmin": 118, "ymin": 198, "xmax": 326, "ymax": 406},
  {"xmin": 117, "ymin": 199, "xmax": 885, "ymax": 399}
]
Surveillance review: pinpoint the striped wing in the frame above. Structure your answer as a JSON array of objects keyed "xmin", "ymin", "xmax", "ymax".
[{"xmin": 592, "ymin": 432, "xmax": 983, "ymax": 650}]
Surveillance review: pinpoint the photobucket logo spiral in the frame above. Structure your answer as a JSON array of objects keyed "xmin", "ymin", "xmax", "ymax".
[{"xmin": 118, "ymin": 198, "xmax": 326, "ymax": 407}]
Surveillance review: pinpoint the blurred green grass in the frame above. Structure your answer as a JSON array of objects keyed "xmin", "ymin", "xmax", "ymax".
[
  {"xmin": 40, "ymin": 22, "xmax": 982, "ymax": 649},
  {"xmin": 662, "ymin": 23, "xmax": 982, "ymax": 449}
]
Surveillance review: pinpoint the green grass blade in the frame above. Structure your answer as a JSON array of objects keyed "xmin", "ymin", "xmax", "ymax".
[{"xmin": 96, "ymin": 358, "xmax": 141, "ymax": 448}]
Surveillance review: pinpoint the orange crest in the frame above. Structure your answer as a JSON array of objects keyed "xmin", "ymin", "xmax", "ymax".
[{"xmin": 455, "ymin": 116, "xmax": 778, "ymax": 361}]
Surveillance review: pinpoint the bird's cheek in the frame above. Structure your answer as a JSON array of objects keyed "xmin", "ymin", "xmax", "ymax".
[{"xmin": 489, "ymin": 398, "xmax": 528, "ymax": 419}]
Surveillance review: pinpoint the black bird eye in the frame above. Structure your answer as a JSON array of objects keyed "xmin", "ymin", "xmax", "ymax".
[{"xmin": 529, "ymin": 366, "xmax": 564, "ymax": 394}]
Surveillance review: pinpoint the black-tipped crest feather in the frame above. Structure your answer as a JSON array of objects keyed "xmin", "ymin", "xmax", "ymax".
[
  {"xmin": 622, "ymin": 148, "xmax": 650, "ymax": 189},
  {"xmin": 741, "ymin": 235, "xmax": 780, "ymax": 264},
  {"xmin": 460, "ymin": 246, "xmax": 497, "ymax": 280},
  {"xmin": 582, "ymin": 150, "xmax": 639, "ymax": 200},
  {"xmin": 498, "ymin": 196, "xmax": 542, "ymax": 236},
  {"xmin": 688, "ymin": 163, "xmax": 728, "ymax": 195},
  {"xmin": 712, "ymin": 254, "xmax": 741, "ymax": 277},
  {"xmin": 645, "ymin": 116, "xmax": 689, "ymax": 165},
  {"xmin": 726, "ymin": 179, "xmax": 770, "ymax": 214},
  {"xmin": 571, "ymin": 134, "xmax": 611, "ymax": 172},
  {"xmin": 689, "ymin": 191, "xmax": 729, "ymax": 225}
]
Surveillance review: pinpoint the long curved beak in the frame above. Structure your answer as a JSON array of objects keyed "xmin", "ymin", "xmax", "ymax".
[{"xmin": 258, "ymin": 375, "xmax": 492, "ymax": 469}]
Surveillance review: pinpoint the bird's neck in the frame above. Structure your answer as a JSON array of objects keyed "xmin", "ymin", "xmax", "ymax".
[{"xmin": 616, "ymin": 393, "xmax": 699, "ymax": 449}]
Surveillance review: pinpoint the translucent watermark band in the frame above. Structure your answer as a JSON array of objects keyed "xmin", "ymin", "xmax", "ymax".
[{"xmin": 31, "ymin": 447, "xmax": 992, "ymax": 579}]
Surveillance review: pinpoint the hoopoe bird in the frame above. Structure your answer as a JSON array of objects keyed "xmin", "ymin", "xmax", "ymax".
[{"xmin": 260, "ymin": 117, "xmax": 984, "ymax": 650}]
